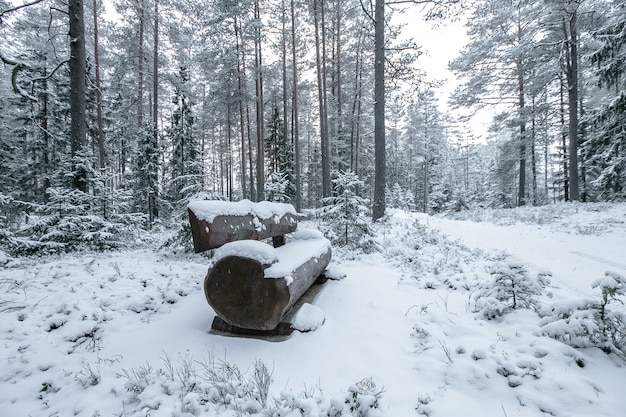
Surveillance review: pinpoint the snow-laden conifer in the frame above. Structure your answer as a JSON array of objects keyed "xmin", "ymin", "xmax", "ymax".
[{"xmin": 319, "ymin": 171, "xmax": 375, "ymax": 251}]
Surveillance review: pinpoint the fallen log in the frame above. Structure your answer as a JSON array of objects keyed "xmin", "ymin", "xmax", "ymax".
[{"xmin": 204, "ymin": 232, "xmax": 332, "ymax": 331}]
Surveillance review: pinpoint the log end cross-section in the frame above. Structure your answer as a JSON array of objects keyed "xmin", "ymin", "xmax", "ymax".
[{"xmin": 205, "ymin": 238, "xmax": 332, "ymax": 331}]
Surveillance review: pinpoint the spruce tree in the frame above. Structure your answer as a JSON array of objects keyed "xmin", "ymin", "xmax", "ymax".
[
  {"xmin": 586, "ymin": 2, "xmax": 626, "ymax": 200},
  {"xmin": 167, "ymin": 66, "xmax": 200, "ymax": 205}
]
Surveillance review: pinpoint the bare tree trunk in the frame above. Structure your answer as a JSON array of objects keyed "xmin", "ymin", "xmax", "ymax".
[
  {"xmin": 227, "ymin": 104, "xmax": 234, "ymax": 201},
  {"xmin": 235, "ymin": 15, "xmax": 256, "ymax": 199},
  {"xmin": 234, "ymin": 15, "xmax": 247, "ymax": 198},
  {"xmin": 423, "ymin": 107, "xmax": 429, "ymax": 213},
  {"xmin": 69, "ymin": 0, "xmax": 88, "ymax": 192},
  {"xmin": 517, "ymin": 62, "xmax": 526, "ymax": 207},
  {"xmin": 93, "ymin": 0, "xmax": 105, "ymax": 171},
  {"xmin": 254, "ymin": 0, "xmax": 265, "ymax": 201},
  {"xmin": 201, "ymin": 85, "xmax": 206, "ymax": 189},
  {"xmin": 291, "ymin": 0, "xmax": 301, "ymax": 211},
  {"xmin": 564, "ymin": 11, "xmax": 580, "ymax": 201},
  {"xmin": 281, "ymin": 0, "xmax": 289, "ymax": 173},
  {"xmin": 349, "ymin": 30, "xmax": 364, "ymax": 174},
  {"xmin": 559, "ymin": 74, "xmax": 569, "ymax": 201},
  {"xmin": 42, "ymin": 57, "xmax": 51, "ymax": 197},
  {"xmin": 314, "ymin": 0, "xmax": 331, "ymax": 198},
  {"xmin": 138, "ymin": 1, "xmax": 144, "ymax": 130},
  {"xmin": 372, "ymin": 0, "xmax": 386, "ymax": 220},
  {"xmin": 150, "ymin": 0, "xmax": 159, "ymax": 223},
  {"xmin": 531, "ymin": 94, "xmax": 537, "ymax": 205},
  {"xmin": 335, "ymin": 0, "xmax": 343, "ymax": 169}
]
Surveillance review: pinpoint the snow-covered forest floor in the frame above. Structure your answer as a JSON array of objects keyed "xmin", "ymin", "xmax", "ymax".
[{"xmin": 1, "ymin": 203, "xmax": 625, "ymax": 417}]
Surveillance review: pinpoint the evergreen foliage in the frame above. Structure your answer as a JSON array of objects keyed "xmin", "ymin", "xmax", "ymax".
[
  {"xmin": 265, "ymin": 170, "xmax": 292, "ymax": 203},
  {"xmin": 471, "ymin": 261, "xmax": 551, "ymax": 319},
  {"xmin": 3, "ymin": 186, "xmax": 143, "ymax": 256},
  {"xmin": 265, "ymin": 106, "xmax": 295, "ymax": 202},
  {"xmin": 2, "ymin": 0, "xmax": 626, "ymax": 254},
  {"xmin": 586, "ymin": 3, "xmax": 626, "ymax": 201},
  {"xmin": 166, "ymin": 66, "xmax": 202, "ymax": 206},
  {"xmin": 320, "ymin": 171, "xmax": 374, "ymax": 250},
  {"xmin": 540, "ymin": 271, "xmax": 626, "ymax": 358},
  {"xmin": 387, "ymin": 183, "xmax": 415, "ymax": 211}
]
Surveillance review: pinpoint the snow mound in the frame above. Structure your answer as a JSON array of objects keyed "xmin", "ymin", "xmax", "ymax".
[
  {"xmin": 291, "ymin": 303, "xmax": 326, "ymax": 332},
  {"xmin": 213, "ymin": 240, "xmax": 279, "ymax": 267},
  {"xmin": 0, "ymin": 250, "xmax": 7, "ymax": 266},
  {"xmin": 591, "ymin": 270, "xmax": 626, "ymax": 293},
  {"xmin": 291, "ymin": 229, "xmax": 326, "ymax": 241},
  {"xmin": 324, "ymin": 264, "xmax": 347, "ymax": 280},
  {"xmin": 188, "ymin": 199, "xmax": 296, "ymax": 223}
]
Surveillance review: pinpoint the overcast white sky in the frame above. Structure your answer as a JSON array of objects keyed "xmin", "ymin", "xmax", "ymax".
[
  {"xmin": 392, "ymin": 6, "xmax": 468, "ymax": 105},
  {"xmin": 393, "ymin": 6, "xmax": 493, "ymax": 143}
]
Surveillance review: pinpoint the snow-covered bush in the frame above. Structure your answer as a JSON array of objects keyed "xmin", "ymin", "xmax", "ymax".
[
  {"xmin": 471, "ymin": 261, "xmax": 551, "ymax": 319},
  {"xmin": 117, "ymin": 354, "xmax": 384, "ymax": 417},
  {"xmin": 429, "ymin": 186, "xmax": 469, "ymax": 214},
  {"xmin": 272, "ymin": 377, "xmax": 383, "ymax": 417},
  {"xmin": 540, "ymin": 271, "xmax": 626, "ymax": 358},
  {"xmin": 319, "ymin": 171, "xmax": 376, "ymax": 252},
  {"xmin": 265, "ymin": 170, "xmax": 293, "ymax": 203},
  {"xmin": 387, "ymin": 183, "xmax": 415, "ymax": 211},
  {"xmin": 7, "ymin": 188, "xmax": 145, "ymax": 255}
]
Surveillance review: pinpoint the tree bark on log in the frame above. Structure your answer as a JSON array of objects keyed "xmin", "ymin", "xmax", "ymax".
[
  {"xmin": 188, "ymin": 209, "xmax": 297, "ymax": 253},
  {"xmin": 205, "ymin": 245, "xmax": 331, "ymax": 331}
]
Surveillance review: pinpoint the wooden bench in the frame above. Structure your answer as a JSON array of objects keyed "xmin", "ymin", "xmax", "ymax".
[{"xmin": 188, "ymin": 200, "xmax": 332, "ymax": 334}]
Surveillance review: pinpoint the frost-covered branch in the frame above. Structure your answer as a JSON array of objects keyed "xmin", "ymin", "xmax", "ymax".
[
  {"xmin": 0, "ymin": 0, "xmax": 48, "ymax": 20},
  {"xmin": 1, "ymin": 51, "xmax": 69, "ymax": 102}
]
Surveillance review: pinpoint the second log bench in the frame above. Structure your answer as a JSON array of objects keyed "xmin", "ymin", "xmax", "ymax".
[{"xmin": 188, "ymin": 199, "xmax": 332, "ymax": 333}]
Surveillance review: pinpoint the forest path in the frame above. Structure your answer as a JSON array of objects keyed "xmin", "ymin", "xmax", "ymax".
[{"xmin": 426, "ymin": 211, "xmax": 626, "ymax": 308}]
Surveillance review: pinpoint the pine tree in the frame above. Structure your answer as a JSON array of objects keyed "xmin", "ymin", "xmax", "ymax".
[
  {"xmin": 265, "ymin": 106, "xmax": 295, "ymax": 202},
  {"xmin": 451, "ymin": 0, "xmax": 550, "ymax": 207},
  {"xmin": 586, "ymin": 1, "xmax": 626, "ymax": 200},
  {"xmin": 167, "ymin": 66, "xmax": 201, "ymax": 205},
  {"xmin": 320, "ymin": 170, "xmax": 373, "ymax": 250}
]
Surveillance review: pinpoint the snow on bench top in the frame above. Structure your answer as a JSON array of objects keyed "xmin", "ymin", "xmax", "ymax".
[
  {"xmin": 188, "ymin": 199, "xmax": 297, "ymax": 223},
  {"xmin": 213, "ymin": 240, "xmax": 279, "ymax": 267},
  {"xmin": 266, "ymin": 234, "xmax": 331, "ymax": 282},
  {"xmin": 211, "ymin": 229, "xmax": 331, "ymax": 285}
]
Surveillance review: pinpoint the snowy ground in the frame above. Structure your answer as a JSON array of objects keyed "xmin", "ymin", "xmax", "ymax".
[{"xmin": 1, "ymin": 203, "xmax": 625, "ymax": 416}]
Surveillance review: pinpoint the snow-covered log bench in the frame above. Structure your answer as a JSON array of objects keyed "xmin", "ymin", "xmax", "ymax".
[
  {"xmin": 188, "ymin": 200, "xmax": 298, "ymax": 252},
  {"xmin": 187, "ymin": 200, "xmax": 332, "ymax": 333}
]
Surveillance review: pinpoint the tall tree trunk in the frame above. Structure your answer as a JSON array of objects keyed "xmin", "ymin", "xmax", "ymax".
[
  {"xmin": 138, "ymin": 1, "xmax": 144, "ymax": 130},
  {"xmin": 565, "ymin": 11, "xmax": 580, "ymax": 201},
  {"xmin": 372, "ymin": 0, "xmax": 386, "ymax": 220},
  {"xmin": 42, "ymin": 57, "xmax": 51, "ymax": 197},
  {"xmin": 559, "ymin": 74, "xmax": 569, "ymax": 201},
  {"xmin": 234, "ymin": 15, "xmax": 247, "ymax": 199},
  {"xmin": 320, "ymin": 0, "xmax": 330, "ymax": 197},
  {"xmin": 254, "ymin": 0, "xmax": 265, "ymax": 201},
  {"xmin": 234, "ymin": 15, "xmax": 256, "ymax": 199},
  {"xmin": 313, "ymin": 0, "xmax": 331, "ymax": 198},
  {"xmin": 69, "ymin": 0, "xmax": 88, "ymax": 192},
  {"xmin": 201, "ymin": 85, "xmax": 206, "ymax": 189},
  {"xmin": 335, "ymin": 0, "xmax": 343, "ymax": 169},
  {"xmin": 349, "ymin": 30, "xmax": 364, "ymax": 175},
  {"xmin": 281, "ymin": 0, "xmax": 289, "ymax": 174},
  {"xmin": 291, "ymin": 0, "xmax": 301, "ymax": 211},
  {"xmin": 517, "ymin": 62, "xmax": 526, "ymax": 206},
  {"xmin": 93, "ymin": 0, "xmax": 105, "ymax": 171},
  {"xmin": 150, "ymin": 0, "xmax": 159, "ymax": 224},
  {"xmin": 530, "ymin": 95, "xmax": 539, "ymax": 206},
  {"xmin": 227, "ymin": 105, "xmax": 234, "ymax": 201}
]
